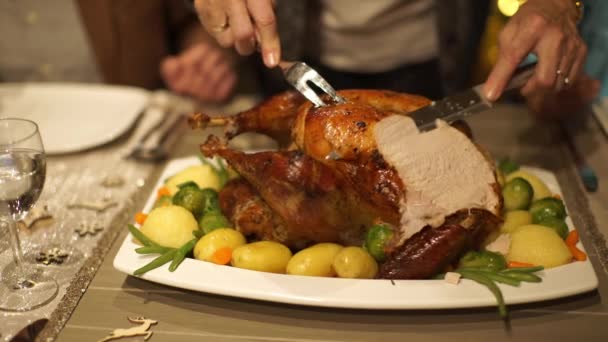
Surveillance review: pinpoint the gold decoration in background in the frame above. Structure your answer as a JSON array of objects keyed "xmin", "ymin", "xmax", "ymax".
[
  {"xmin": 97, "ymin": 317, "xmax": 158, "ymax": 342},
  {"xmin": 67, "ymin": 198, "xmax": 118, "ymax": 213},
  {"xmin": 18, "ymin": 204, "xmax": 53, "ymax": 230},
  {"xmin": 36, "ymin": 247, "xmax": 69, "ymax": 266},
  {"xmin": 497, "ymin": 0, "xmax": 526, "ymax": 17},
  {"xmin": 101, "ymin": 175, "xmax": 125, "ymax": 188},
  {"xmin": 74, "ymin": 223, "xmax": 104, "ymax": 237}
]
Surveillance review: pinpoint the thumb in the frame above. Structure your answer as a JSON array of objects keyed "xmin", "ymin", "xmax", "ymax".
[{"xmin": 160, "ymin": 57, "xmax": 182, "ymax": 84}]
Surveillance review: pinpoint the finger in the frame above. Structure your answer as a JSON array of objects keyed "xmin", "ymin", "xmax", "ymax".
[
  {"xmin": 206, "ymin": 61, "xmax": 232, "ymax": 89},
  {"xmin": 198, "ymin": 49, "xmax": 224, "ymax": 76},
  {"xmin": 247, "ymin": 0, "xmax": 280, "ymax": 67},
  {"xmin": 228, "ymin": 0, "xmax": 256, "ymax": 55},
  {"xmin": 556, "ymin": 38, "xmax": 579, "ymax": 91},
  {"xmin": 160, "ymin": 57, "xmax": 182, "ymax": 85},
  {"xmin": 190, "ymin": 72, "xmax": 214, "ymax": 101},
  {"xmin": 567, "ymin": 40, "xmax": 588, "ymax": 85},
  {"xmin": 171, "ymin": 63, "xmax": 200, "ymax": 94},
  {"xmin": 169, "ymin": 47, "xmax": 207, "ymax": 91},
  {"xmin": 484, "ymin": 23, "xmax": 538, "ymax": 101},
  {"xmin": 195, "ymin": 64, "xmax": 235, "ymax": 101},
  {"xmin": 215, "ymin": 30, "xmax": 234, "ymax": 48},
  {"xmin": 532, "ymin": 28, "xmax": 565, "ymax": 92},
  {"xmin": 196, "ymin": 0, "xmax": 228, "ymax": 34}
]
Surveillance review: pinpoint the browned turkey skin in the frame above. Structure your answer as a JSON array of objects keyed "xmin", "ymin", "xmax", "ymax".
[{"xmin": 195, "ymin": 89, "xmax": 501, "ymax": 280}]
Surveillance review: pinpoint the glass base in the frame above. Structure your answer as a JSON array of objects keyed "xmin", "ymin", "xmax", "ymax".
[{"xmin": 0, "ymin": 264, "xmax": 58, "ymax": 312}]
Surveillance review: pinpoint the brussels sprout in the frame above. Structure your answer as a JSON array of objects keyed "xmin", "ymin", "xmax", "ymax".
[
  {"xmin": 458, "ymin": 250, "xmax": 507, "ymax": 271},
  {"xmin": 200, "ymin": 188, "xmax": 219, "ymax": 213},
  {"xmin": 502, "ymin": 177, "xmax": 533, "ymax": 211},
  {"xmin": 199, "ymin": 210, "xmax": 231, "ymax": 234},
  {"xmin": 537, "ymin": 217, "xmax": 569, "ymax": 240},
  {"xmin": 364, "ymin": 224, "xmax": 394, "ymax": 262},
  {"xmin": 498, "ymin": 157, "xmax": 520, "ymax": 176},
  {"xmin": 172, "ymin": 186, "xmax": 207, "ymax": 218},
  {"xmin": 530, "ymin": 197, "xmax": 567, "ymax": 223}
]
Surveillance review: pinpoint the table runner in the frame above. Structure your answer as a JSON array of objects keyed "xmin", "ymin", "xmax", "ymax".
[{"xmin": 0, "ymin": 91, "xmax": 194, "ymax": 341}]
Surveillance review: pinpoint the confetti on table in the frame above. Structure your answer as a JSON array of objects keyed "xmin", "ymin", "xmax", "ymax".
[
  {"xmin": 19, "ymin": 205, "xmax": 53, "ymax": 229},
  {"xmin": 36, "ymin": 247, "xmax": 69, "ymax": 266},
  {"xmin": 74, "ymin": 223, "xmax": 104, "ymax": 237},
  {"xmin": 67, "ymin": 199, "xmax": 118, "ymax": 213},
  {"xmin": 97, "ymin": 317, "xmax": 158, "ymax": 342},
  {"xmin": 101, "ymin": 176, "xmax": 125, "ymax": 188}
]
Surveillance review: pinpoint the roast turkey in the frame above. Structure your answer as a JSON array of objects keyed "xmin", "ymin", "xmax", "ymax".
[{"xmin": 194, "ymin": 89, "xmax": 503, "ymax": 279}]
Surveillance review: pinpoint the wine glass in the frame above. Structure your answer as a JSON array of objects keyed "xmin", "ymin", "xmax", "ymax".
[{"xmin": 0, "ymin": 118, "xmax": 58, "ymax": 312}]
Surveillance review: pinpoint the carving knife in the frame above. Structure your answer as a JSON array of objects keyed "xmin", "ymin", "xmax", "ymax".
[{"xmin": 409, "ymin": 63, "xmax": 536, "ymax": 131}]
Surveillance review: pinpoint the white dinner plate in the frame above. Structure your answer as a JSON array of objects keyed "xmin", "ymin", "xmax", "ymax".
[
  {"xmin": 113, "ymin": 156, "xmax": 599, "ymax": 310},
  {"xmin": 0, "ymin": 83, "xmax": 149, "ymax": 154}
]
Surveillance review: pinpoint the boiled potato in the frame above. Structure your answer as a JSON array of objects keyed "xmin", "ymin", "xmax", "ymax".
[
  {"xmin": 506, "ymin": 170, "xmax": 552, "ymax": 201},
  {"xmin": 332, "ymin": 247, "xmax": 378, "ymax": 279},
  {"xmin": 193, "ymin": 228, "xmax": 246, "ymax": 263},
  {"xmin": 286, "ymin": 243, "xmax": 343, "ymax": 277},
  {"xmin": 139, "ymin": 205, "xmax": 198, "ymax": 248},
  {"xmin": 166, "ymin": 165, "xmax": 220, "ymax": 195},
  {"xmin": 231, "ymin": 241, "xmax": 292, "ymax": 273},
  {"xmin": 500, "ymin": 210, "xmax": 532, "ymax": 234},
  {"xmin": 507, "ymin": 224, "xmax": 572, "ymax": 268}
]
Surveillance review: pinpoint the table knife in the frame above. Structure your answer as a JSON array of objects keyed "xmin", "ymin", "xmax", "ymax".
[{"xmin": 409, "ymin": 63, "xmax": 536, "ymax": 131}]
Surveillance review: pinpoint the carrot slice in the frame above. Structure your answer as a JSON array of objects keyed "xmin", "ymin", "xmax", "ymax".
[
  {"xmin": 157, "ymin": 186, "xmax": 171, "ymax": 199},
  {"xmin": 508, "ymin": 261, "xmax": 535, "ymax": 268},
  {"xmin": 565, "ymin": 230, "xmax": 587, "ymax": 261},
  {"xmin": 135, "ymin": 212, "xmax": 148, "ymax": 225},
  {"xmin": 211, "ymin": 247, "xmax": 233, "ymax": 265}
]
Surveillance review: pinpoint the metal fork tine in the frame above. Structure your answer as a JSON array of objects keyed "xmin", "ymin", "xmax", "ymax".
[
  {"xmin": 294, "ymin": 83, "xmax": 326, "ymax": 107},
  {"xmin": 309, "ymin": 73, "xmax": 346, "ymax": 104},
  {"xmin": 282, "ymin": 62, "xmax": 344, "ymax": 106}
]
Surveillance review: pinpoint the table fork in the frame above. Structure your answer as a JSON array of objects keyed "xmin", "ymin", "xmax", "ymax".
[{"xmin": 278, "ymin": 61, "xmax": 345, "ymax": 107}]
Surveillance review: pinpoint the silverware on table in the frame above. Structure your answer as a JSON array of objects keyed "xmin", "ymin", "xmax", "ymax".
[
  {"xmin": 124, "ymin": 92, "xmax": 185, "ymax": 162},
  {"xmin": 278, "ymin": 61, "xmax": 345, "ymax": 107},
  {"xmin": 408, "ymin": 63, "xmax": 537, "ymax": 131}
]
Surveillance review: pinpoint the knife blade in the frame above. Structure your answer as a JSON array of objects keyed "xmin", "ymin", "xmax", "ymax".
[{"xmin": 409, "ymin": 63, "xmax": 536, "ymax": 131}]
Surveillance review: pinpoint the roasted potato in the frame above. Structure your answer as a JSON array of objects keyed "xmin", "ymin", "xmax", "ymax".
[
  {"xmin": 500, "ymin": 210, "xmax": 532, "ymax": 234},
  {"xmin": 166, "ymin": 165, "xmax": 221, "ymax": 195},
  {"xmin": 139, "ymin": 205, "xmax": 199, "ymax": 248},
  {"xmin": 332, "ymin": 247, "xmax": 378, "ymax": 279},
  {"xmin": 231, "ymin": 241, "xmax": 292, "ymax": 273},
  {"xmin": 507, "ymin": 224, "xmax": 572, "ymax": 268},
  {"xmin": 286, "ymin": 243, "xmax": 343, "ymax": 277},
  {"xmin": 193, "ymin": 228, "xmax": 246, "ymax": 263}
]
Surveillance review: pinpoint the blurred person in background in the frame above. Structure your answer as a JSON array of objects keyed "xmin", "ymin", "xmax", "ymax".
[
  {"xmin": 192, "ymin": 0, "xmax": 594, "ymax": 115},
  {"xmin": 0, "ymin": 0, "xmax": 237, "ymax": 103}
]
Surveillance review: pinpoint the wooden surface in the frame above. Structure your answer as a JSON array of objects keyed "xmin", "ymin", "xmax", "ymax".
[{"xmin": 56, "ymin": 104, "xmax": 608, "ymax": 342}]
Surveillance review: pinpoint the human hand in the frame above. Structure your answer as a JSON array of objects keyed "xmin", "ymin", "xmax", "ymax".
[
  {"xmin": 484, "ymin": 0, "xmax": 586, "ymax": 101},
  {"xmin": 193, "ymin": 0, "xmax": 280, "ymax": 68},
  {"xmin": 161, "ymin": 41, "xmax": 237, "ymax": 103},
  {"xmin": 525, "ymin": 74, "xmax": 600, "ymax": 121}
]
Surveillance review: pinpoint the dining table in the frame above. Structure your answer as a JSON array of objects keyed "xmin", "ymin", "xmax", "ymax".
[{"xmin": 1, "ymin": 91, "xmax": 607, "ymax": 342}]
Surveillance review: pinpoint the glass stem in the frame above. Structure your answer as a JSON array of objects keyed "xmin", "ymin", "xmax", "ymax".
[{"xmin": 4, "ymin": 218, "xmax": 27, "ymax": 284}]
